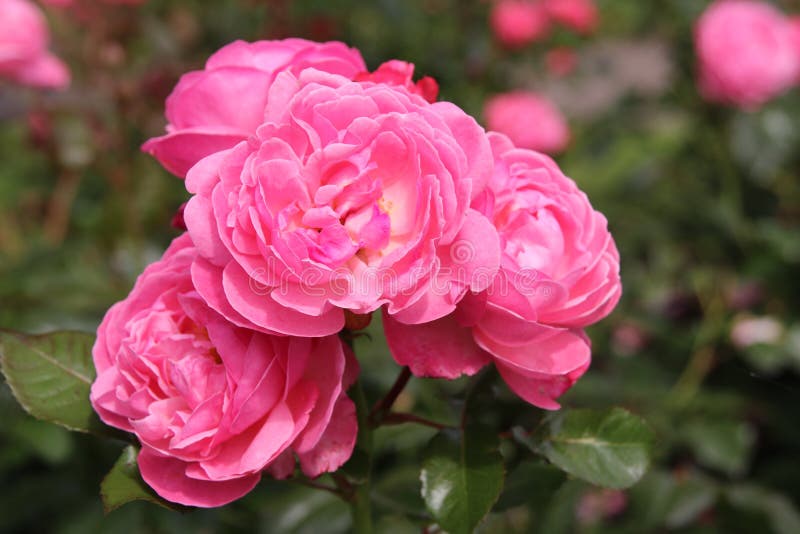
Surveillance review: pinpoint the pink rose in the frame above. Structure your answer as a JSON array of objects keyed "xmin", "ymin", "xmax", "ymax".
[
  {"xmin": 354, "ymin": 59, "xmax": 439, "ymax": 103},
  {"xmin": 490, "ymin": 0, "xmax": 551, "ymax": 49},
  {"xmin": 183, "ymin": 68, "xmax": 499, "ymax": 337},
  {"xmin": 384, "ymin": 133, "xmax": 621, "ymax": 409},
  {"xmin": 90, "ymin": 234, "xmax": 357, "ymax": 507},
  {"xmin": 0, "ymin": 0, "xmax": 69, "ymax": 89},
  {"xmin": 695, "ymin": 0, "xmax": 800, "ymax": 109},
  {"xmin": 142, "ymin": 39, "xmax": 367, "ymax": 177},
  {"xmin": 544, "ymin": 0, "xmax": 599, "ymax": 35},
  {"xmin": 484, "ymin": 91, "xmax": 569, "ymax": 154}
]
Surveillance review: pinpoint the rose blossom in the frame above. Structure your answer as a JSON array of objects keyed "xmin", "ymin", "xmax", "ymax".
[
  {"xmin": 142, "ymin": 39, "xmax": 367, "ymax": 177},
  {"xmin": 384, "ymin": 133, "xmax": 621, "ymax": 409},
  {"xmin": 183, "ymin": 68, "xmax": 499, "ymax": 337},
  {"xmin": 490, "ymin": 0, "xmax": 551, "ymax": 49},
  {"xmin": 90, "ymin": 234, "xmax": 357, "ymax": 507},
  {"xmin": 0, "ymin": 0, "xmax": 69, "ymax": 89},
  {"xmin": 544, "ymin": 0, "xmax": 599, "ymax": 35},
  {"xmin": 695, "ymin": 0, "xmax": 800, "ymax": 109},
  {"xmin": 484, "ymin": 91, "xmax": 570, "ymax": 154}
]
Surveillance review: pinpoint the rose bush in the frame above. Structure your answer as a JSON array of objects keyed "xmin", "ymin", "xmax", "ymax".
[
  {"xmin": 181, "ymin": 67, "xmax": 499, "ymax": 337},
  {"xmin": 695, "ymin": 0, "xmax": 800, "ymax": 108},
  {"xmin": 0, "ymin": 0, "xmax": 69, "ymax": 89},
  {"xmin": 90, "ymin": 234, "xmax": 357, "ymax": 507},
  {"xmin": 384, "ymin": 132, "xmax": 621, "ymax": 408}
]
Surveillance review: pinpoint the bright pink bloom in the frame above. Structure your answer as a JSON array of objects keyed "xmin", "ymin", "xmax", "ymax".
[
  {"xmin": 354, "ymin": 60, "xmax": 439, "ymax": 103},
  {"xmin": 142, "ymin": 39, "xmax": 367, "ymax": 177},
  {"xmin": 490, "ymin": 0, "xmax": 551, "ymax": 49},
  {"xmin": 384, "ymin": 133, "xmax": 621, "ymax": 409},
  {"xmin": 484, "ymin": 91, "xmax": 569, "ymax": 154},
  {"xmin": 544, "ymin": 0, "xmax": 599, "ymax": 35},
  {"xmin": 0, "ymin": 0, "xmax": 69, "ymax": 89},
  {"xmin": 695, "ymin": 0, "xmax": 800, "ymax": 109},
  {"xmin": 183, "ymin": 69, "xmax": 499, "ymax": 337},
  {"xmin": 90, "ymin": 234, "xmax": 357, "ymax": 507}
]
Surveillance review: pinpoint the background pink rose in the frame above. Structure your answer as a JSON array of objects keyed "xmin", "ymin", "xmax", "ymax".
[
  {"xmin": 484, "ymin": 91, "xmax": 570, "ymax": 154},
  {"xmin": 0, "ymin": 0, "xmax": 69, "ymax": 89},
  {"xmin": 490, "ymin": 0, "xmax": 551, "ymax": 49},
  {"xmin": 142, "ymin": 39, "xmax": 367, "ymax": 177},
  {"xmin": 90, "ymin": 234, "xmax": 357, "ymax": 507},
  {"xmin": 384, "ymin": 133, "xmax": 621, "ymax": 409},
  {"xmin": 183, "ymin": 68, "xmax": 499, "ymax": 338},
  {"xmin": 695, "ymin": 0, "xmax": 800, "ymax": 109},
  {"xmin": 791, "ymin": 16, "xmax": 800, "ymax": 81},
  {"xmin": 544, "ymin": 0, "xmax": 599, "ymax": 35}
]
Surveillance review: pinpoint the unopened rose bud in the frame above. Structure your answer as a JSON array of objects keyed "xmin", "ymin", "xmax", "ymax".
[
  {"xmin": 171, "ymin": 202, "xmax": 187, "ymax": 231},
  {"xmin": 344, "ymin": 311, "xmax": 372, "ymax": 331}
]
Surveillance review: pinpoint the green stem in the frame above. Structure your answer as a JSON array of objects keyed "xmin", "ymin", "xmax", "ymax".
[
  {"xmin": 380, "ymin": 412, "xmax": 450, "ymax": 430},
  {"xmin": 368, "ymin": 367, "xmax": 411, "ymax": 427},
  {"xmin": 349, "ymin": 380, "xmax": 373, "ymax": 534},
  {"xmin": 668, "ymin": 273, "xmax": 726, "ymax": 409},
  {"xmin": 350, "ymin": 476, "xmax": 372, "ymax": 534}
]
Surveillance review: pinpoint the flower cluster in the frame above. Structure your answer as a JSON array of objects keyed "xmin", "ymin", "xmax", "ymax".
[
  {"xmin": 695, "ymin": 0, "xmax": 800, "ymax": 109},
  {"xmin": 91, "ymin": 38, "xmax": 621, "ymax": 507}
]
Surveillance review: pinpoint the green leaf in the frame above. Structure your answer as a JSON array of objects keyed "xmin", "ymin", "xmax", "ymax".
[
  {"xmin": 723, "ymin": 484, "xmax": 800, "ymax": 534},
  {"xmin": 682, "ymin": 419, "xmax": 756, "ymax": 476},
  {"xmin": 10, "ymin": 418, "xmax": 74, "ymax": 464},
  {"xmin": 420, "ymin": 425, "xmax": 505, "ymax": 534},
  {"xmin": 0, "ymin": 331, "xmax": 100, "ymax": 433},
  {"xmin": 494, "ymin": 461, "xmax": 566, "ymax": 512},
  {"xmin": 626, "ymin": 469, "xmax": 718, "ymax": 531},
  {"xmin": 537, "ymin": 479, "xmax": 587, "ymax": 534},
  {"xmin": 100, "ymin": 446, "xmax": 180, "ymax": 513},
  {"xmin": 521, "ymin": 407, "xmax": 655, "ymax": 489}
]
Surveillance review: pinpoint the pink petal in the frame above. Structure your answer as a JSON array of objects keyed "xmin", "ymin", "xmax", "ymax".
[
  {"xmin": 221, "ymin": 261, "xmax": 345, "ymax": 336},
  {"xmin": 142, "ymin": 128, "xmax": 247, "ymax": 178},
  {"xmin": 495, "ymin": 347, "xmax": 591, "ymax": 409},
  {"xmin": 477, "ymin": 327, "xmax": 590, "ymax": 377},
  {"xmin": 138, "ymin": 447, "xmax": 260, "ymax": 508},
  {"xmin": 383, "ymin": 310, "xmax": 490, "ymax": 379},
  {"xmin": 296, "ymin": 394, "xmax": 358, "ymax": 478}
]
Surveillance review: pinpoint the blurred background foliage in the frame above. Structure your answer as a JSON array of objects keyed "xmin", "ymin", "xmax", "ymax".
[{"xmin": 1, "ymin": 0, "xmax": 800, "ymax": 532}]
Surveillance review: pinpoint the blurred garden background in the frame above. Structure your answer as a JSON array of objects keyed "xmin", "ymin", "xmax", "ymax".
[{"xmin": 2, "ymin": 0, "xmax": 800, "ymax": 532}]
